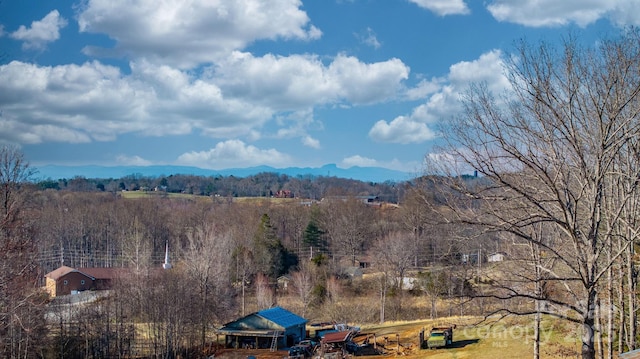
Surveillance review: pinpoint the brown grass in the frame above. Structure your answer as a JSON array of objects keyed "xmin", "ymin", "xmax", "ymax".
[{"xmin": 354, "ymin": 315, "xmax": 581, "ymax": 359}]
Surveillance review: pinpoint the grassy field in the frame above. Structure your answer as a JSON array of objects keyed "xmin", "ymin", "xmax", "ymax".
[
  {"xmin": 118, "ymin": 190, "xmax": 199, "ymax": 199},
  {"xmin": 118, "ymin": 190, "xmax": 301, "ymax": 205},
  {"xmin": 354, "ymin": 315, "xmax": 581, "ymax": 359}
]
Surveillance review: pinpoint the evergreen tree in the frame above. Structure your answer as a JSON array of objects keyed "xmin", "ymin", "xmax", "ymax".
[
  {"xmin": 252, "ymin": 213, "xmax": 297, "ymax": 278},
  {"xmin": 303, "ymin": 220, "xmax": 324, "ymax": 248}
]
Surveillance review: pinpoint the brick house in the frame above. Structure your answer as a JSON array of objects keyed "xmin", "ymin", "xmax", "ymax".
[{"xmin": 44, "ymin": 265, "xmax": 123, "ymax": 297}]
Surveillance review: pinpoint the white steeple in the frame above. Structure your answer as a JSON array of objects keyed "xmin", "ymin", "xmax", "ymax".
[{"xmin": 163, "ymin": 241, "xmax": 172, "ymax": 270}]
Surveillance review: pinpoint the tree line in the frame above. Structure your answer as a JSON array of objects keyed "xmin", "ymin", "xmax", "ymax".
[{"xmin": 36, "ymin": 169, "xmax": 403, "ymax": 202}]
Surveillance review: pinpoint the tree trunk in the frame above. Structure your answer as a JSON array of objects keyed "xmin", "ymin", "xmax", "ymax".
[
  {"xmin": 627, "ymin": 244, "xmax": 637, "ymax": 351},
  {"xmin": 380, "ymin": 282, "xmax": 386, "ymax": 323},
  {"xmin": 201, "ymin": 281, "xmax": 208, "ymax": 351},
  {"xmin": 597, "ymin": 298, "xmax": 604, "ymax": 359},
  {"xmin": 582, "ymin": 290, "xmax": 597, "ymax": 359},
  {"xmin": 241, "ymin": 272, "xmax": 246, "ymax": 316},
  {"xmin": 430, "ymin": 296, "xmax": 437, "ymax": 320},
  {"xmin": 534, "ymin": 299, "xmax": 540, "ymax": 359},
  {"xmin": 618, "ymin": 261, "xmax": 626, "ymax": 354},
  {"xmin": 606, "ymin": 246, "xmax": 613, "ymax": 359},
  {"xmin": 582, "ymin": 321, "xmax": 596, "ymax": 359}
]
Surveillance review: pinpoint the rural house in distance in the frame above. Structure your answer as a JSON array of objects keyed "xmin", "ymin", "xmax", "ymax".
[
  {"xmin": 44, "ymin": 266, "xmax": 123, "ymax": 297},
  {"xmin": 44, "ymin": 241, "xmax": 173, "ymax": 297}
]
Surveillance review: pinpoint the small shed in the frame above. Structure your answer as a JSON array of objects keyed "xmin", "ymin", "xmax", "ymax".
[
  {"xmin": 487, "ymin": 252, "xmax": 506, "ymax": 262},
  {"xmin": 216, "ymin": 306, "xmax": 307, "ymax": 350},
  {"xmin": 319, "ymin": 331, "xmax": 354, "ymax": 357},
  {"xmin": 342, "ymin": 266, "xmax": 363, "ymax": 280},
  {"xmin": 277, "ymin": 275, "xmax": 292, "ymax": 291}
]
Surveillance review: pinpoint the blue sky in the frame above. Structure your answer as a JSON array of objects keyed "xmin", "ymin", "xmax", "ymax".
[{"xmin": 0, "ymin": 0, "xmax": 629, "ymax": 175}]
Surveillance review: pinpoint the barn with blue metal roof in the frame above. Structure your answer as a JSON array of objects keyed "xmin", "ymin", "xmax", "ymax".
[{"xmin": 215, "ymin": 306, "xmax": 307, "ymax": 350}]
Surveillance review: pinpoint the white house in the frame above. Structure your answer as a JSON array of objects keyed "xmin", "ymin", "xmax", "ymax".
[{"xmin": 487, "ymin": 252, "xmax": 506, "ymax": 262}]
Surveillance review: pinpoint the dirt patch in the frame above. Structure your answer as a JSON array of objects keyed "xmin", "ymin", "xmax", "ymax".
[{"xmin": 212, "ymin": 348, "xmax": 289, "ymax": 358}]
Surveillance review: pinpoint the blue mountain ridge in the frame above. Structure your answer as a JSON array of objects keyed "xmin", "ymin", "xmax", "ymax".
[{"xmin": 34, "ymin": 164, "xmax": 415, "ymax": 183}]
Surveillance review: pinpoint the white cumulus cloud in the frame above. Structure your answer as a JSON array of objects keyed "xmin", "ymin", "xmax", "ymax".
[
  {"xmin": 357, "ymin": 27, "xmax": 381, "ymax": 49},
  {"xmin": 369, "ymin": 112, "xmax": 438, "ymax": 144},
  {"xmin": 448, "ymin": 50, "xmax": 508, "ymax": 93},
  {"xmin": 176, "ymin": 140, "xmax": 291, "ymax": 168},
  {"xmin": 0, "ymin": 49, "xmax": 410, "ymax": 147},
  {"xmin": 405, "ymin": 78, "xmax": 443, "ymax": 100},
  {"xmin": 608, "ymin": 1, "xmax": 640, "ymax": 26},
  {"xmin": 10, "ymin": 10, "xmax": 67, "ymax": 50},
  {"xmin": 0, "ymin": 60, "xmax": 273, "ymax": 144},
  {"xmin": 116, "ymin": 155, "xmax": 152, "ymax": 166},
  {"xmin": 340, "ymin": 155, "xmax": 418, "ymax": 173},
  {"xmin": 302, "ymin": 136, "xmax": 321, "ymax": 149},
  {"xmin": 328, "ymin": 55, "xmax": 409, "ymax": 104},
  {"xmin": 0, "ymin": 1, "xmax": 413, "ymax": 153},
  {"xmin": 342, "ymin": 155, "xmax": 379, "ymax": 167},
  {"xmin": 370, "ymin": 50, "xmax": 508, "ymax": 144},
  {"xmin": 77, "ymin": 0, "xmax": 321, "ymax": 68},
  {"xmin": 485, "ymin": 0, "xmax": 640, "ymax": 28},
  {"xmin": 409, "ymin": 0, "xmax": 470, "ymax": 16},
  {"xmin": 0, "ymin": 60, "xmax": 144, "ymax": 144},
  {"xmin": 216, "ymin": 52, "xmax": 409, "ymax": 108}
]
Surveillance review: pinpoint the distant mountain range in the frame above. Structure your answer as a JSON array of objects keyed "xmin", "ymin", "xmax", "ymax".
[{"xmin": 33, "ymin": 164, "xmax": 416, "ymax": 183}]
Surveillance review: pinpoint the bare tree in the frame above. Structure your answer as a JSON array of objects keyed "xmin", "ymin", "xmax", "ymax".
[
  {"xmin": 226, "ymin": 203, "xmax": 261, "ymax": 316},
  {"xmin": 319, "ymin": 197, "xmax": 374, "ymax": 266},
  {"xmin": 370, "ymin": 232, "xmax": 414, "ymax": 322},
  {"xmin": 290, "ymin": 261, "xmax": 315, "ymax": 318},
  {"xmin": 0, "ymin": 145, "xmax": 47, "ymax": 358},
  {"xmin": 121, "ymin": 216, "xmax": 152, "ymax": 273},
  {"xmin": 270, "ymin": 204, "xmax": 310, "ymax": 254},
  {"xmin": 370, "ymin": 244, "xmax": 391, "ymax": 324},
  {"xmin": 232, "ymin": 243, "xmax": 254, "ymax": 316},
  {"xmin": 603, "ymin": 135, "xmax": 640, "ymax": 354},
  {"xmin": 255, "ymin": 273, "xmax": 274, "ymax": 309},
  {"xmin": 417, "ymin": 269, "xmax": 447, "ymax": 319},
  {"xmin": 399, "ymin": 187, "xmax": 436, "ymax": 267},
  {"xmin": 0, "ymin": 145, "xmax": 35, "ymax": 218},
  {"xmin": 428, "ymin": 30, "xmax": 640, "ymax": 359},
  {"xmin": 141, "ymin": 270, "xmax": 195, "ymax": 358},
  {"xmin": 183, "ymin": 223, "xmax": 235, "ymax": 349}
]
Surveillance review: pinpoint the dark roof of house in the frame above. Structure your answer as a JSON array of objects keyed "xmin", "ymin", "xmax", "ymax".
[
  {"xmin": 322, "ymin": 331, "xmax": 352, "ymax": 343},
  {"xmin": 256, "ymin": 307, "xmax": 307, "ymax": 328},
  {"xmin": 45, "ymin": 266, "xmax": 94, "ymax": 280},
  {"xmin": 79, "ymin": 267, "xmax": 125, "ymax": 280},
  {"xmin": 45, "ymin": 266, "xmax": 127, "ymax": 281}
]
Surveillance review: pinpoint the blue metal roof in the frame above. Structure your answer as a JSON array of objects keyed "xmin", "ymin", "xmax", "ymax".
[
  {"xmin": 257, "ymin": 307, "xmax": 307, "ymax": 328},
  {"xmin": 620, "ymin": 348, "xmax": 640, "ymax": 359}
]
